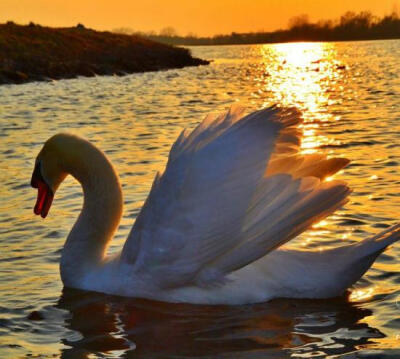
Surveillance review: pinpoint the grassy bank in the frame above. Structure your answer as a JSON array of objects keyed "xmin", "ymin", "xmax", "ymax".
[{"xmin": 0, "ymin": 22, "xmax": 209, "ymax": 85}]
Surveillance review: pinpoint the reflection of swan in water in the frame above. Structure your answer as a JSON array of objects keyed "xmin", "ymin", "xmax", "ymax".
[
  {"xmin": 31, "ymin": 106, "xmax": 400, "ymax": 304},
  {"xmin": 57, "ymin": 287, "xmax": 384, "ymax": 358}
]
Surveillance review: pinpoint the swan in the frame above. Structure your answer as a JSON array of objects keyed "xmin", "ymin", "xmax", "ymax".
[{"xmin": 31, "ymin": 105, "xmax": 400, "ymax": 305}]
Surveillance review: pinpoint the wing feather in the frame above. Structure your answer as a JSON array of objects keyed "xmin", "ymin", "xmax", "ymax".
[{"xmin": 121, "ymin": 105, "xmax": 350, "ymax": 288}]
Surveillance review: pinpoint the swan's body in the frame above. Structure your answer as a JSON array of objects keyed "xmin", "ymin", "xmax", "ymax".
[{"xmin": 31, "ymin": 106, "xmax": 400, "ymax": 304}]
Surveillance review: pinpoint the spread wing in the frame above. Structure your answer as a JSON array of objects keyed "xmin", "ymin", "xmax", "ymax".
[{"xmin": 121, "ymin": 106, "xmax": 351, "ymax": 288}]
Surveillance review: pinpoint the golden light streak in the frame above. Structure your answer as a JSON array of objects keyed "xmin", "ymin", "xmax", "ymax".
[
  {"xmin": 349, "ymin": 287, "xmax": 375, "ymax": 302},
  {"xmin": 259, "ymin": 42, "xmax": 343, "ymax": 157}
]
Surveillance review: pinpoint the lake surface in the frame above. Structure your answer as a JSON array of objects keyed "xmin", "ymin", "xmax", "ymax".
[{"xmin": 1, "ymin": 40, "xmax": 400, "ymax": 358}]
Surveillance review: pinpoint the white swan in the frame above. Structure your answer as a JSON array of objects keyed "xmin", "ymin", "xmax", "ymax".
[{"xmin": 31, "ymin": 106, "xmax": 400, "ymax": 305}]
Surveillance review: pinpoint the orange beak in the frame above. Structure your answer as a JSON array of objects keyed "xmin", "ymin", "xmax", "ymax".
[{"xmin": 31, "ymin": 162, "xmax": 54, "ymax": 218}]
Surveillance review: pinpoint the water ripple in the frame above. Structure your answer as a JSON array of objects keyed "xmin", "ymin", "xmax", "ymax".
[{"xmin": 1, "ymin": 40, "xmax": 400, "ymax": 358}]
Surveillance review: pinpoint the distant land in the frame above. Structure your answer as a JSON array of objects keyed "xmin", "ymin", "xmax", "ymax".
[
  {"xmin": 0, "ymin": 22, "xmax": 209, "ymax": 85},
  {"xmin": 117, "ymin": 11, "xmax": 400, "ymax": 46}
]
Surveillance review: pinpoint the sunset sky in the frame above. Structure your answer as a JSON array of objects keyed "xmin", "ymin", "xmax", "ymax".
[{"xmin": 1, "ymin": 0, "xmax": 398, "ymax": 36}]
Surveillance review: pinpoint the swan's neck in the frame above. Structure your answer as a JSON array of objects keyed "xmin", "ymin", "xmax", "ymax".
[{"xmin": 58, "ymin": 137, "xmax": 123, "ymax": 287}]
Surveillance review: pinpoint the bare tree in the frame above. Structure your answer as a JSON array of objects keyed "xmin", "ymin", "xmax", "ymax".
[
  {"xmin": 288, "ymin": 14, "xmax": 309, "ymax": 29},
  {"xmin": 160, "ymin": 26, "xmax": 177, "ymax": 37}
]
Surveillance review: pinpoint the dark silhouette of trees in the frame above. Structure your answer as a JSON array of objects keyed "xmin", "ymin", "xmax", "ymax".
[
  {"xmin": 135, "ymin": 11, "xmax": 400, "ymax": 46},
  {"xmin": 288, "ymin": 14, "xmax": 310, "ymax": 29}
]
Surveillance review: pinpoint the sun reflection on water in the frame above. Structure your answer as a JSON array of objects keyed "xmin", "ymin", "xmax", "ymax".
[
  {"xmin": 259, "ymin": 42, "xmax": 345, "ymax": 160},
  {"xmin": 259, "ymin": 42, "xmax": 348, "ymax": 246},
  {"xmin": 260, "ymin": 42, "xmax": 341, "ymax": 111},
  {"xmin": 349, "ymin": 287, "xmax": 375, "ymax": 302}
]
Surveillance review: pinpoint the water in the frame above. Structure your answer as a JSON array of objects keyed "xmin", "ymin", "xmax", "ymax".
[{"xmin": 1, "ymin": 40, "xmax": 400, "ymax": 358}]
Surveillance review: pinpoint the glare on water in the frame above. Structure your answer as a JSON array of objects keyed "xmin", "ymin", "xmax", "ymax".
[{"xmin": 1, "ymin": 40, "xmax": 400, "ymax": 357}]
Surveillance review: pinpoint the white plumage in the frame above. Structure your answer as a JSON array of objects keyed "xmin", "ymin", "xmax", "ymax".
[{"xmin": 32, "ymin": 106, "xmax": 400, "ymax": 304}]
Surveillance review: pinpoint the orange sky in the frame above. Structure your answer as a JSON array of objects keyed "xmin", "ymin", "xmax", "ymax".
[{"xmin": 1, "ymin": 0, "xmax": 397, "ymax": 36}]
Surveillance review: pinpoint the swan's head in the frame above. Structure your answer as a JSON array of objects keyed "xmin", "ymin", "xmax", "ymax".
[
  {"xmin": 31, "ymin": 134, "xmax": 70, "ymax": 218},
  {"xmin": 31, "ymin": 133, "xmax": 121, "ymax": 218}
]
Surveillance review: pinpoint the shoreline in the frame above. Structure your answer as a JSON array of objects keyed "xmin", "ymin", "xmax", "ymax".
[
  {"xmin": 183, "ymin": 37, "xmax": 400, "ymax": 47},
  {"xmin": 0, "ymin": 23, "xmax": 209, "ymax": 85}
]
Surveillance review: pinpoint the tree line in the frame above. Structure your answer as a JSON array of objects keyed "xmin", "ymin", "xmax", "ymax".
[{"xmin": 114, "ymin": 11, "xmax": 400, "ymax": 46}]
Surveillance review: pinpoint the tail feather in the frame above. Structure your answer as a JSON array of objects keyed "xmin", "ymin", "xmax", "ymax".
[
  {"xmin": 356, "ymin": 223, "xmax": 400, "ymax": 257},
  {"xmin": 330, "ymin": 223, "xmax": 400, "ymax": 292}
]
